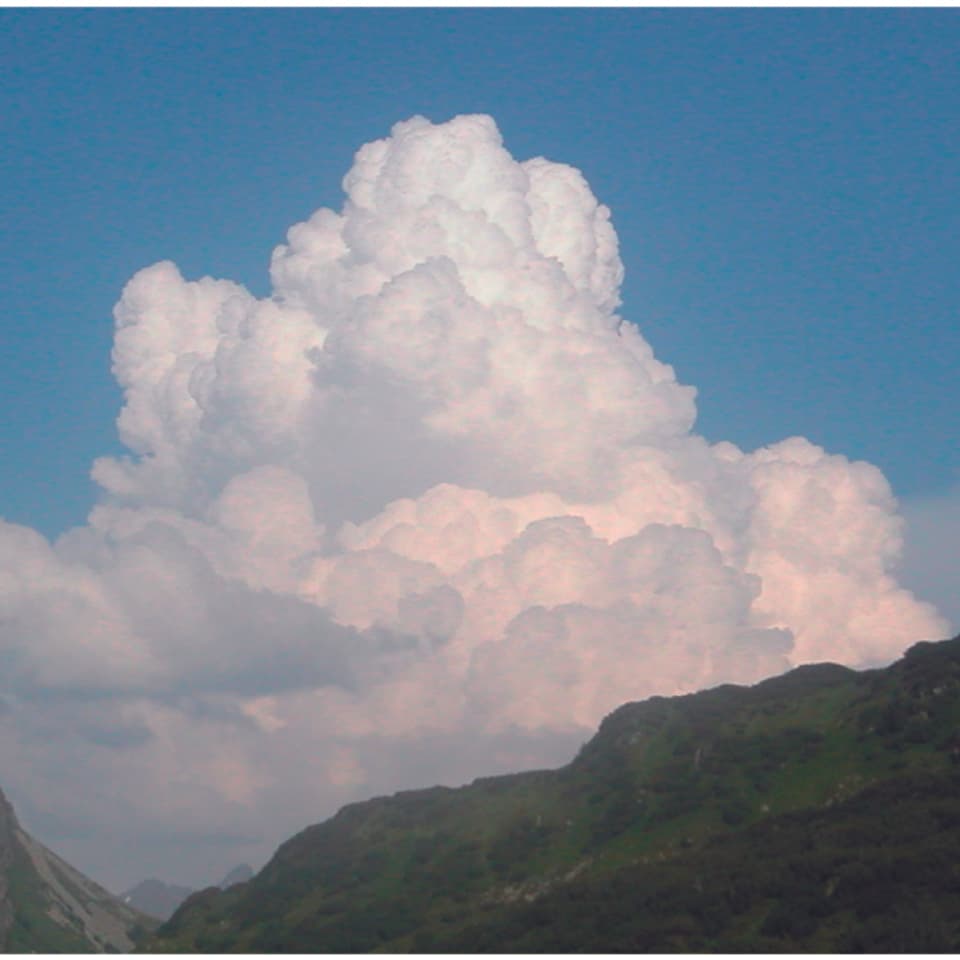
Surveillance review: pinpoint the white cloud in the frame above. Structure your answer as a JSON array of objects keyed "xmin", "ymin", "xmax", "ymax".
[{"xmin": 0, "ymin": 114, "xmax": 947, "ymax": 889}]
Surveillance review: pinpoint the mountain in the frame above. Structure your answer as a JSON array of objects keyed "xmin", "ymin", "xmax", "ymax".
[
  {"xmin": 122, "ymin": 863, "xmax": 256, "ymax": 922},
  {"xmin": 0, "ymin": 785, "xmax": 154, "ymax": 952},
  {"xmin": 122, "ymin": 878, "xmax": 195, "ymax": 923},
  {"xmin": 147, "ymin": 634, "xmax": 960, "ymax": 952},
  {"xmin": 218, "ymin": 863, "xmax": 253, "ymax": 889}
]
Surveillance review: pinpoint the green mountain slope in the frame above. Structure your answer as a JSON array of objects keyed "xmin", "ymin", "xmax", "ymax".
[
  {"xmin": 0, "ymin": 786, "xmax": 155, "ymax": 952},
  {"xmin": 148, "ymin": 634, "xmax": 960, "ymax": 952}
]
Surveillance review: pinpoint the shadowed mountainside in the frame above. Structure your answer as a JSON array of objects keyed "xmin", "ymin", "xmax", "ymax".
[{"xmin": 148, "ymin": 634, "xmax": 960, "ymax": 952}]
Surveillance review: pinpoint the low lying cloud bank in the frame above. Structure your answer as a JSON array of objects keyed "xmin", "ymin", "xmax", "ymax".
[{"xmin": 0, "ymin": 115, "xmax": 946, "ymax": 886}]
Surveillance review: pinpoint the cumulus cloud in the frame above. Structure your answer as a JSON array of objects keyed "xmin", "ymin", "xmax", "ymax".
[{"xmin": 0, "ymin": 114, "xmax": 947, "ymax": 888}]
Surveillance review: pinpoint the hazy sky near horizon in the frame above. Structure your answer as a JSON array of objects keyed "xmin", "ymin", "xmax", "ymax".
[{"xmin": 0, "ymin": 9, "xmax": 958, "ymax": 890}]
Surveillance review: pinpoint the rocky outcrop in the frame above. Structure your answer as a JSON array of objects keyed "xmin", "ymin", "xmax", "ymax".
[
  {"xmin": 0, "ymin": 787, "xmax": 17, "ymax": 949},
  {"xmin": 0, "ymin": 782, "xmax": 153, "ymax": 951}
]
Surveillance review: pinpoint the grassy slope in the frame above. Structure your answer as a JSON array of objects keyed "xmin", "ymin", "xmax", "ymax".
[
  {"xmin": 435, "ymin": 769, "xmax": 960, "ymax": 952},
  {"xmin": 148, "ymin": 634, "xmax": 960, "ymax": 952}
]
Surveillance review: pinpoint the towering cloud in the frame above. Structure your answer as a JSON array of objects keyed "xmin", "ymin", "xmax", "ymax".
[{"xmin": 0, "ymin": 115, "xmax": 946, "ymax": 886}]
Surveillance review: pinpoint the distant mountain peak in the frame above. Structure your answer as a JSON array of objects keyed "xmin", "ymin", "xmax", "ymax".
[
  {"xmin": 219, "ymin": 863, "xmax": 253, "ymax": 889},
  {"xmin": 121, "ymin": 863, "xmax": 256, "ymax": 922},
  {"xmin": 121, "ymin": 877, "xmax": 195, "ymax": 922}
]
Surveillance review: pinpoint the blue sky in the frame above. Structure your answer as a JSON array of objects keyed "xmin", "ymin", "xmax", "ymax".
[{"xmin": 1, "ymin": 7, "xmax": 957, "ymax": 564}]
